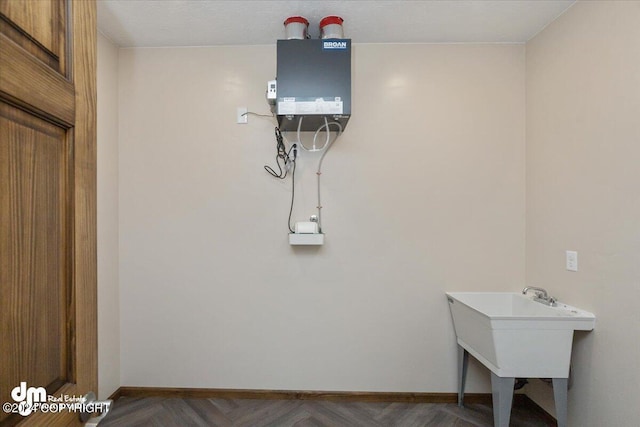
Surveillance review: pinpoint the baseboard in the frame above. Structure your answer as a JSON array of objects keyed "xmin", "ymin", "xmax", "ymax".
[
  {"xmin": 112, "ymin": 387, "xmax": 496, "ymax": 404},
  {"xmin": 107, "ymin": 388, "xmax": 122, "ymax": 401}
]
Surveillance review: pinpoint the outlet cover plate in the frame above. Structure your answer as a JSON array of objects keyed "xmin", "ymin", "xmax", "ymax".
[
  {"xmin": 566, "ymin": 250, "xmax": 578, "ymax": 272},
  {"xmin": 237, "ymin": 107, "xmax": 248, "ymax": 124}
]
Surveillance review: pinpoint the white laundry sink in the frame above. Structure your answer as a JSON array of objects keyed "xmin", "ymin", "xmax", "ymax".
[
  {"xmin": 446, "ymin": 291, "xmax": 595, "ymax": 378},
  {"xmin": 446, "ymin": 291, "xmax": 595, "ymax": 427}
]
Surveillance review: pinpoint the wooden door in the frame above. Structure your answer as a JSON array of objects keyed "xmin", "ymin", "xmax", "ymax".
[{"xmin": 0, "ymin": 0, "xmax": 97, "ymax": 426}]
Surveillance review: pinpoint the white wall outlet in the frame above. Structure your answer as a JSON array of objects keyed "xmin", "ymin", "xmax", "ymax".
[
  {"xmin": 566, "ymin": 250, "xmax": 578, "ymax": 272},
  {"xmin": 237, "ymin": 107, "xmax": 248, "ymax": 124}
]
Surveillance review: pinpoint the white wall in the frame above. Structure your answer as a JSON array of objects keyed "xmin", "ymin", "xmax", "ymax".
[
  {"xmin": 97, "ymin": 32, "xmax": 120, "ymax": 399},
  {"xmin": 525, "ymin": 1, "xmax": 640, "ymax": 425},
  {"xmin": 117, "ymin": 44, "xmax": 525, "ymax": 392}
]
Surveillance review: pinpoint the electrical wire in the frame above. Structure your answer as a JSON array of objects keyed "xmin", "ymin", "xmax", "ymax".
[
  {"xmin": 264, "ymin": 127, "xmax": 292, "ymax": 179},
  {"xmin": 242, "ymin": 111, "xmax": 275, "ymax": 118},
  {"xmin": 263, "ymin": 126, "xmax": 297, "ymax": 232}
]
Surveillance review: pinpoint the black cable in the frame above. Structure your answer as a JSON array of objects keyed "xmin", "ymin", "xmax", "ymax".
[
  {"xmin": 264, "ymin": 127, "xmax": 290, "ymax": 179},
  {"xmin": 287, "ymin": 159, "xmax": 296, "ymax": 233},
  {"xmin": 264, "ymin": 153, "xmax": 286, "ymax": 179},
  {"xmin": 263, "ymin": 127, "xmax": 297, "ymax": 232},
  {"xmin": 286, "ymin": 144, "xmax": 296, "ymax": 159}
]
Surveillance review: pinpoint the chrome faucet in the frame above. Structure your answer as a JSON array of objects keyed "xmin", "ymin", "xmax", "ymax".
[{"xmin": 522, "ymin": 286, "xmax": 557, "ymax": 307}]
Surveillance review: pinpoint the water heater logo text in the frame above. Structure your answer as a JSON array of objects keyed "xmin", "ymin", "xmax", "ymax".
[{"xmin": 323, "ymin": 41, "xmax": 347, "ymax": 50}]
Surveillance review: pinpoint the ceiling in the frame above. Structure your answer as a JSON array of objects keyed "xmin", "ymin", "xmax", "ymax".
[{"xmin": 97, "ymin": 0, "xmax": 576, "ymax": 47}]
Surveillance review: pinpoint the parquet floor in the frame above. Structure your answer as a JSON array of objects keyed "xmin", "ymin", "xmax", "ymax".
[{"xmin": 99, "ymin": 397, "xmax": 555, "ymax": 427}]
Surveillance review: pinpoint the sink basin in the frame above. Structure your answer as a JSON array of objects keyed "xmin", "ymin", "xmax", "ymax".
[
  {"xmin": 446, "ymin": 291, "xmax": 595, "ymax": 427},
  {"xmin": 447, "ymin": 292, "xmax": 594, "ymax": 378}
]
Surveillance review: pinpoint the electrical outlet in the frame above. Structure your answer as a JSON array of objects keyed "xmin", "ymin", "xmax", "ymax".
[
  {"xmin": 566, "ymin": 250, "xmax": 578, "ymax": 272},
  {"xmin": 237, "ymin": 107, "xmax": 248, "ymax": 124}
]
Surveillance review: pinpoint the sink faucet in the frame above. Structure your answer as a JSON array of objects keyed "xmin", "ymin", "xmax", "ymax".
[{"xmin": 522, "ymin": 286, "xmax": 557, "ymax": 307}]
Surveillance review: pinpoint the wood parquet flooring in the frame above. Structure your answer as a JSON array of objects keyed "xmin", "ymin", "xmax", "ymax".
[{"xmin": 99, "ymin": 397, "xmax": 555, "ymax": 427}]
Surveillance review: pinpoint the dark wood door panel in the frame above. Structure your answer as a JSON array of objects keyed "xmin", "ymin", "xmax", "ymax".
[
  {"xmin": 0, "ymin": 102, "xmax": 71, "ymax": 425},
  {"xmin": 0, "ymin": 1, "xmax": 96, "ymax": 425},
  {"xmin": 0, "ymin": 0, "xmax": 67, "ymax": 74},
  {"xmin": 0, "ymin": 32, "xmax": 75, "ymax": 126}
]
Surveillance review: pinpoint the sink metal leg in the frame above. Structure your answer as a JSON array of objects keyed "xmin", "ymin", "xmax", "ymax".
[
  {"xmin": 490, "ymin": 373, "xmax": 514, "ymax": 427},
  {"xmin": 457, "ymin": 345, "xmax": 469, "ymax": 407},
  {"xmin": 552, "ymin": 378, "xmax": 568, "ymax": 427}
]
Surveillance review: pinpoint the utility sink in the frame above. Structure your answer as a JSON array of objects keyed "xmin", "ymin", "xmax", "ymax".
[
  {"xmin": 447, "ymin": 292, "xmax": 595, "ymax": 378},
  {"xmin": 446, "ymin": 291, "xmax": 595, "ymax": 427}
]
